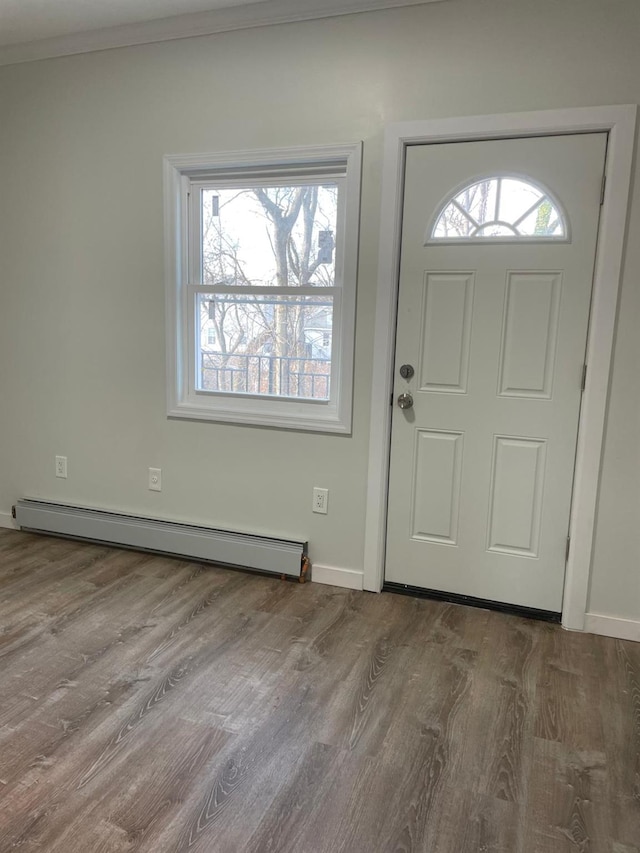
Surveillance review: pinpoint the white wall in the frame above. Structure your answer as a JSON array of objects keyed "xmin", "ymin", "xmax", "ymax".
[{"xmin": 0, "ymin": 0, "xmax": 638, "ymax": 621}]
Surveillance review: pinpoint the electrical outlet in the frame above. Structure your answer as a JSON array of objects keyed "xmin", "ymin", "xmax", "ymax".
[
  {"xmin": 55, "ymin": 456, "xmax": 67, "ymax": 479},
  {"xmin": 312, "ymin": 487, "xmax": 329, "ymax": 514},
  {"xmin": 148, "ymin": 467, "xmax": 162, "ymax": 492}
]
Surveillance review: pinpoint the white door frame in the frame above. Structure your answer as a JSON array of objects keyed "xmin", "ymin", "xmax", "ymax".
[{"xmin": 364, "ymin": 105, "xmax": 637, "ymax": 631}]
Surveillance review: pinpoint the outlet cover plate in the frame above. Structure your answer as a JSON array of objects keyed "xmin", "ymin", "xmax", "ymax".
[
  {"xmin": 148, "ymin": 467, "xmax": 162, "ymax": 492},
  {"xmin": 55, "ymin": 456, "xmax": 67, "ymax": 479},
  {"xmin": 312, "ymin": 487, "xmax": 328, "ymax": 514}
]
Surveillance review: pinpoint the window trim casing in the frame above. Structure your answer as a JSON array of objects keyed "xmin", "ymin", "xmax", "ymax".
[{"xmin": 163, "ymin": 142, "xmax": 362, "ymax": 433}]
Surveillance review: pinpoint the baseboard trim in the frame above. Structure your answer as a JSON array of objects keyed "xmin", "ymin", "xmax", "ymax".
[
  {"xmin": 584, "ymin": 613, "xmax": 640, "ymax": 642},
  {"xmin": 311, "ymin": 564, "xmax": 364, "ymax": 590},
  {"xmin": 0, "ymin": 512, "xmax": 18, "ymax": 530}
]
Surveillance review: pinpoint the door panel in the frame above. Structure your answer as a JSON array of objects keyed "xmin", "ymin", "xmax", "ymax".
[
  {"xmin": 497, "ymin": 271, "xmax": 561, "ymax": 399},
  {"xmin": 385, "ymin": 133, "xmax": 607, "ymax": 611},
  {"xmin": 419, "ymin": 272, "xmax": 474, "ymax": 393},
  {"xmin": 411, "ymin": 429, "xmax": 464, "ymax": 545},
  {"xmin": 486, "ymin": 435, "xmax": 546, "ymax": 558}
]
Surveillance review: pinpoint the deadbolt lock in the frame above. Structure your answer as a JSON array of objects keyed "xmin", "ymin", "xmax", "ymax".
[{"xmin": 399, "ymin": 364, "xmax": 415, "ymax": 380}]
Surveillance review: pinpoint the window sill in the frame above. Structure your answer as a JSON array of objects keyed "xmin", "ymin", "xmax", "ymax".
[{"xmin": 167, "ymin": 399, "xmax": 352, "ymax": 434}]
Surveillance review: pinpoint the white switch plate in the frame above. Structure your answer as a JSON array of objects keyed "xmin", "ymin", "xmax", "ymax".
[
  {"xmin": 55, "ymin": 456, "xmax": 67, "ymax": 479},
  {"xmin": 148, "ymin": 467, "xmax": 162, "ymax": 492}
]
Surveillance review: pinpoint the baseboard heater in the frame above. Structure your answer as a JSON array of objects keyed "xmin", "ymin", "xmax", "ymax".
[{"xmin": 13, "ymin": 499, "xmax": 309, "ymax": 582}]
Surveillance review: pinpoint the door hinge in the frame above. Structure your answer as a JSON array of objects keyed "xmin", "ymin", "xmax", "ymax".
[
  {"xmin": 390, "ymin": 392, "xmax": 394, "ymax": 407},
  {"xmin": 581, "ymin": 363, "xmax": 587, "ymax": 392},
  {"xmin": 600, "ymin": 173, "xmax": 607, "ymax": 206},
  {"xmin": 565, "ymin": 535, "xmax": 571, "ymax": 563}
]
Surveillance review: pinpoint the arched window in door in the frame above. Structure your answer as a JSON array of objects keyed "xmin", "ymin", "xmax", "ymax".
[{"xmin": 429, "ymin": 176, "xmax": 568, "ymax": 242}]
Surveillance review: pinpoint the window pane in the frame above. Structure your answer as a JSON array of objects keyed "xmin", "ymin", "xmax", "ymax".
[
  {"xmin": 517, "ymin": 198, "xmax": 565, "ymax": 237},
  {"xmin": 458, "ymin": 179, "xmax": 499, "ymax": 224},
  {"xmin": 432, "ymin": 202, "xmax": 476, "ymax": 239},
  {"xmin": 475, "ymin": 223, "xmax": 518, "ymax": 237},
  {"xmin": 497, "ymin": 178, "xmax": 542, "ymax": 223},
  {"xmin": 431, "ymin": 176, "xmax": 566, "ymax": 241},
  {"xmin": 197, "ymin": 293, "xmax": 333, "ymax": 400},
  {"xmin": 201, "ymin": 185, "xmax": 338, "ymax": 287}
]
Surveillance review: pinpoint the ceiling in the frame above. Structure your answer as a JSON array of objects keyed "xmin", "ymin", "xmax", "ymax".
[
  {"xmin": 0, "ymin": 0, "xmax": 445, "ymax": 65},
  {"xmin": 0, "ymin": 0, "xmax": 272, "ymax": 46}
]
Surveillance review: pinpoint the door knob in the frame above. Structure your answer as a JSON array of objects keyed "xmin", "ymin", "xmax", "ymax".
[
  {"xmin": 399, "ymin": 364, "xmax": 415, "ymax": 380},
  {"xmin": 397, "ymin": 392, "xmax": 414, "ymax": 410}
]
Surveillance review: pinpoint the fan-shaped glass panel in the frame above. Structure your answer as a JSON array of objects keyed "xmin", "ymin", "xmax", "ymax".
[{"xmin": 431, "ymin": 177, "xmax": 567, "ymax": 241}]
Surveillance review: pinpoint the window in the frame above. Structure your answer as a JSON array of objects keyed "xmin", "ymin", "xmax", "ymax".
[
  {"xmin": 164, "ymin": 144, "xmax": 362, "ymax": 432},
  {"xmin": 429, "ymin": 176, "xmax": 567, "ymax": 242}
]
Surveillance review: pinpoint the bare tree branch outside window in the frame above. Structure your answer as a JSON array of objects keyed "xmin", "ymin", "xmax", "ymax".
[{"xmin": 198, "ymin": 184, "xmax": 338, "ymax": 399}]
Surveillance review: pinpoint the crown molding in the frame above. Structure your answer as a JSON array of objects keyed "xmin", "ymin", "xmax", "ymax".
[{"xmin": 0, "ymin": 0, "xmax": 446, "ymax": 67}]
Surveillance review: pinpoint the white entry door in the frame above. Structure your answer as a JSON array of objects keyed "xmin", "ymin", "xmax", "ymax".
[{"xmin": 385, "ymin": 133, "xmax": 607, "ymax": 613}]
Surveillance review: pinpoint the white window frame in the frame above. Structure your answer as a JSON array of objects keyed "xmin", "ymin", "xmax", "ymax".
[{"xmin": 163, "ymin": 143, "xmax": 362, "ymax": 433}]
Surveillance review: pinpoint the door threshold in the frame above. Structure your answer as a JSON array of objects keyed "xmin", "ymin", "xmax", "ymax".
[{"xmin": 382, "ymin": 582, "xmax": 561, "ymax": 624}]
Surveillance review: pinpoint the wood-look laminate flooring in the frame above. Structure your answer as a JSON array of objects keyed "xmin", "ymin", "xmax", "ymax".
[{"xmin": 0, "ymin": 529, "xmax": 638, "ymax": 852}]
